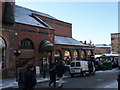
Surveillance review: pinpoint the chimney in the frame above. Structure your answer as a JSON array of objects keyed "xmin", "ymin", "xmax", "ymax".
[{"xmin": 2, "ymin": 1, "xmax": 15, "ymax": 24}]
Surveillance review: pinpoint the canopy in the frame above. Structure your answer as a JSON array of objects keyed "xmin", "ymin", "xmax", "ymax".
[{"xmin": 39, "ymin": 40, "xmax": 54, "ymax": 52}]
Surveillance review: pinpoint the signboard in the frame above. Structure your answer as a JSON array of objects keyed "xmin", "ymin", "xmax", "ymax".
[{"xmin": 36, "ymin": 66, "xmax": 40, "ymax": 75}]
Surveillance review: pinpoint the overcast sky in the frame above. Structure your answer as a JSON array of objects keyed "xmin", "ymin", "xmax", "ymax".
[{"xmin": 16, "ymin": 1, "xmax": 118, "ymax": 45}]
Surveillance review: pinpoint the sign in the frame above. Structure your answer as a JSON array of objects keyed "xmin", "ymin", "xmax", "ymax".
[{"xmin": 36, "ymin": 66, "xmax": 40, "ymax": 75}]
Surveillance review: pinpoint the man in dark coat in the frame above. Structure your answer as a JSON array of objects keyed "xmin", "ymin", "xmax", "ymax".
[
  {"xmin": 56, "ymin": 60, "xmax": 66, "ymax": 88},
  {"xmin": 88, "ymin": 60, "xmax": 93, "ymax": 75},
  {"xmin": 24, "ymin": 63, "xmax": 37, "ymax": 90},
  {"xmin": 49, "ymin": 63, "xmax": 56, "ymax": 87}
]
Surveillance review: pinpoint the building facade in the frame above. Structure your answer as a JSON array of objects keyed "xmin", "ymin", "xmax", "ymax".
[
  {"xmin": 95, "ymin": 44, "xmax": 111, "ymax": 55},
  {"xmin": 0, "ymin": 2, "xmax": 95, "ymax": 78},
  {"xmin": 111, "ymin": 33, "xmax": 120, "ymax": 54}
]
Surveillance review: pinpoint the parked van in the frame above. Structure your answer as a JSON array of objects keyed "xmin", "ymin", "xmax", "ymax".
[{"xmin": 69, "ymin": 60, "xmax": 95, "ymax": 77}]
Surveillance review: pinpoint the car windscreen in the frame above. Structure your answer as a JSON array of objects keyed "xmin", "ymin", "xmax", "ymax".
[
  {"xmin": 70, "ymin": 62, "xmax": 75, "ymax": 67},
  {"xmin": 76, "ymin": 62, "xmax": 80, "ymax": 67}
]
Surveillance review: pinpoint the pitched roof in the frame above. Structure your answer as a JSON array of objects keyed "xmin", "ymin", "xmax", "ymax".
[
  {"xmin": 55, "ymin": 35, "xmax": 88, "ymax": 46},
  {"xmin": 15, "ymin": 5, "xmax": 54, "ymax": 29}
]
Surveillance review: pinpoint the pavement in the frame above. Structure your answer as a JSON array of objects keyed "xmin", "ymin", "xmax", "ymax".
[
  {"xmin": 1, "ymin": 71, "xmax": 70, "ymax": 89},
  {"xmin": 1, "ymin": 68, "xmax": 119, "ymax": 89}
]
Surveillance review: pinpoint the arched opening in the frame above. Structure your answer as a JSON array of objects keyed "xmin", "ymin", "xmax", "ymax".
[
  {"xmin": 18, "ymin": 38, "xmax": 34, "ymax": 68},
  {"xmin": 88, "ymin": 50, "xmax": 92, "ymax": 60},
  {"xmin": 0, "ymin": 37, "xmax": 7, "ymax": 69},
  {"xmin": 55, "ymin": 50, "xmax": 62, "ymax": 61},
  {"xmin": 73, "ymin": 50, "xmax": 79, "ymax": 60},
  {"xmin": 81, "ymin": 50, "xmax": 86, "ymax": 60},
  {"xmin": 64, "ymin": 50, "xmax": 71, "ymax": 65},
  {"xmin": 39, "ymin": 40, "xmax": 54, "ymax": 72}
]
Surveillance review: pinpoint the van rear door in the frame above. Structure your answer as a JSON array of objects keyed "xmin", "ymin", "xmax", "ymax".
[{"xmin": 70, "ymin": 61, "xmax": 81, "ymax": 73}]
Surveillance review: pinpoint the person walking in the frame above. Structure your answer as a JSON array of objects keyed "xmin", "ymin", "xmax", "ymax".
[
  {"xmin": 56, "ymin": 60, "xmax": 66, "ymax": 88},
  {"xmin": 43, "ymin": 58, "xmax": 48, "ymax": 79},
  {"xmin": 88, "ymin": 60, "xmax": 93, "ymax": 75},
  {"xmin": 23, "ymin": 63, "xmax": 37, "ymax": 90},
  {"xmin": 49, "ymin": 63, "xmax": 56, "ymax": 87}
]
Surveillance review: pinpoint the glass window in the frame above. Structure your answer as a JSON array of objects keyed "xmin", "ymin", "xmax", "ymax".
[
  {"xmin": 76, "ymin": 62, "xmax": 80, "ymax": 67},
  {"xmin": 81, "ymin": 50, "xmax": 85, "ymax": 60},
  {"xmin": 71, "ymin": 62, "xmax": 75, "ymax": 67},
  {"xmin": 73, "ymin": 50, "xmax": 78, "ymax": 60},
  {"xmin": 19, "ymin": 38, "xmax": 34, "ymax": 49}
]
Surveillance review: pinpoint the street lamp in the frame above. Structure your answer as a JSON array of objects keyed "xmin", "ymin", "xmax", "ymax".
[{"xmin": 14, "ymin": 50, "xmax": 21, "ymax": 81}]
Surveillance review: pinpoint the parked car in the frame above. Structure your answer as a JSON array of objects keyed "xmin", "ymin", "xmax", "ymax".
[{"xmin": 69, "ymin": 60, "xmax": 95, "ymax": 77}]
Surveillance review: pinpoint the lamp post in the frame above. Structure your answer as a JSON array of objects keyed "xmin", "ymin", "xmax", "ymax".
[{"xmin": 14, "ymin": 50, "xmax": 21, "ymax": 81}]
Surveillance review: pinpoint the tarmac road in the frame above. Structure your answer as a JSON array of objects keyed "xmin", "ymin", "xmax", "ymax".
[{"xmin": 35, "ymin": 69, "xmax": 119, "ymax": 89}]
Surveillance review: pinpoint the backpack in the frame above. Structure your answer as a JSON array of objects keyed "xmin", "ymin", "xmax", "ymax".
[{"xmin": 18, "ymin": 72, "xmax": 26, "ymax": 89}]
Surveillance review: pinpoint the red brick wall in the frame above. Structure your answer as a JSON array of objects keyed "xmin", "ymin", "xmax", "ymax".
[{"xmin": 35, "ymin": 14, "xmax": 72, "ymax": 37}]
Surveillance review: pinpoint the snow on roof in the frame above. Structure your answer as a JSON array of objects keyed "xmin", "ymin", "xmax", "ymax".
[
  {"xmin": 55, "ymin": 35, "xmax": 88, "ymax": 46},
  {"xmin": 15, "ymin": 5, "xmax": 54, "ymax": 29},
  {"xmin": 95, "ymin": 54, "xmax": 119, "ymax": 58}
]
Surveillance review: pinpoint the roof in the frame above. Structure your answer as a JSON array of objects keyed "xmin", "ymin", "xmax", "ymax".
[
  {"xmin": 15, "ymin": 5, "xmax": 54, "ymax": 29},
  {"xmin": 55, "ymin": 36, "xmax": 88, "ymax": 46},
  {"xmin": 96, "ymin": 46, "xmax": 111, "ymax": 48}
]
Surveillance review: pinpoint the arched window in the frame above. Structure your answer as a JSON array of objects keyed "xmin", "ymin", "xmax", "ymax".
[
  {"xmin": 88, "ymin": 50, "xmax": 93, "ymax": 60},
  {"xmin": 81, "ymin": 50, "xmax": 86, "ymax": 60},
  {"xmin": 19, "ymin": 38, "xmax": 34, "ymax": 49},
  {"xmin": 0, "ymin": 37, "xmax": 6, "ymax": 69},
  {"xmin": 73, "ymin": 50, "xmax": 79, "ymax": 60},
  {"xmin": 64, "ymin": 50, "xmax": 71, "ymax": 65}
]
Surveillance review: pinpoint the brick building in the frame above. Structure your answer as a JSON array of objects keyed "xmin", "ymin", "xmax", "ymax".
[
  {"xmin": 95, "ymin": 44, "xmax": 111, "ymax": 55},
  {"xmin": 0, "ymin": 2, "xmax": 95, "ymax": 77},
  {"xmin": 111, "ymin": 33, "xmax": 120, "ymax": 54}
]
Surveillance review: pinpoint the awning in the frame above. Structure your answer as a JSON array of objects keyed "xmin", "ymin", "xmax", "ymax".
[{"xmin": 39, "ymin": 40, "xmax": 54, "ymax": 52}]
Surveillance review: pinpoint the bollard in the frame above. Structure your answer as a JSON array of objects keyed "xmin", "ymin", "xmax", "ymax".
[{"xmin": 117, "ymin": 74, "xmax": 120, "ymax": 90}]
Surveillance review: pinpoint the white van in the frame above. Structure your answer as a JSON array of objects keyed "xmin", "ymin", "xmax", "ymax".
[{"xmin": 69, "ymin": 60, "xmax": 95, "ymax": 77}]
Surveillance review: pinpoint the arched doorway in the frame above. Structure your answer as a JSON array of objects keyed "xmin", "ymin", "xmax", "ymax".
[
  {"xmin": 73, "ymin": 50, "xmax": 79, "ymax": 60},
  {"xmin": 18, "ymin": 38, "xmax": 34, "ymax": 68},
  {"xmin": 81, "ymin": 50, "xmax": 86, "ymax": 60},
  {"xmin": 64, "ymin": 50, "xmax": 71, "ymax": 65},
  {"xmin": 39, "ymin": 40, "xmax": 54, "ymax": 72},
  {"xmin": 0, "ymin": 37, "xmax": 7, "ymax": 69},
  {"xmin": 55, "ymin": 50, "xmax": 62, "ymax": 61}
]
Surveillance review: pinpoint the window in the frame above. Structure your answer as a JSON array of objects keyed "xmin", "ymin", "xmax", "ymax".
[
  {"xmin": 71, "ymin": 62, "xmax": 75, "ymax": 67},
  {"xmin": 76, "ymin": 62, "xmax": 80, "ymax": 67},
  {"xmin": 19, "ymin": 38, "xmax": 34, "ymax": 49},
  {"xmin": 73, "ymin": 50, "xmax": 78, "ymax": 60}
]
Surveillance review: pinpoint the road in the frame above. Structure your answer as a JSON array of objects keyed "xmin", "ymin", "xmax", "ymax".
[{"xmin": 35, "ymin": 69, "xmax": 119, "ymax": 89}]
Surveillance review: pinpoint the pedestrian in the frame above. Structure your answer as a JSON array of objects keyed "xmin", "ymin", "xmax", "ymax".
[
  {"xmin": 43, "ymin": 58, "xmax": 48, "ymax": 79},
  {"xmin": 49, "ymin": 63, "xmax": 56, "ymax": 87},
  {"xmin": 88, "ymin": 60, "xmax": 93, "ymax": 75},
  {"xmin": 23, "ymin": 63, "xmax": 37, "ymax": 90},
  {"xmin": 56, "ymin": 60, "xmax": 66, "ymax": 88}
]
